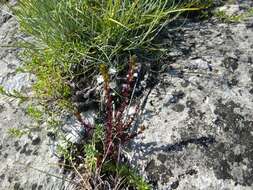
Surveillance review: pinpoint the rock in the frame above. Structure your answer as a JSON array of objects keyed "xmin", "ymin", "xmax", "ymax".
[
  {"xmin": 128, "ymin": 1, "xmax": 253, "ymax": 189},
  {"xmin": 1, "ymin": 0, "xmax": 253, "ymax": 189},
  {"xmin": 31, "ymin": 136, "xmax": 41, "ymax": 146},
  {"xmin": 61, "ymin": 110, "xmax": 95, "ymax": 144},
  {"xmin": 217, "ymin": 4, "xmax": 240, "ymax": 16},
  {"xmin": 1, "ymin": 73, "xmax": 32, "ymax": 93},
  {"xmin": 0, "ymin": 3, "xmax": 72, "ymax": 190}
]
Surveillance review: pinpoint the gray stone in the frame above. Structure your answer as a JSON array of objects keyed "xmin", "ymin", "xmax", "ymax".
[
  {"xmin": 0, "ymin": 3, "xmax": 73, "ymax": 190},
  {"xmin": 1, "ymin": 0, "xmax": 253, "ymax": 189},
  {"xmin": 127, "ymin": 1, "xmax": 253, "ymax": 189}
]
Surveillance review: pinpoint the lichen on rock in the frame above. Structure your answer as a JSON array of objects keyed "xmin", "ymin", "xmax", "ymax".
[{"xmin": 128, "ymin": 1, "xmax": 253, "ymax": 189}]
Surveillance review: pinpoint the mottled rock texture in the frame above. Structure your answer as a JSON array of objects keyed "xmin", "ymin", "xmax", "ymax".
[
  {"xmin": 128, "ymin": 1, "xmax": 253, "ymax": 190},
  {"xmin": 1, "ymin": 0, "xmax": 253, "ymax": 190},
  {"xmin": 0, "ymin": 3, "xmax": 74, "ymax": 190}
]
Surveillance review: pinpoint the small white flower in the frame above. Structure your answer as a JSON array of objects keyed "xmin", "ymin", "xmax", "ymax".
[
  {"xmin": 128, "ymin": 106, "xmax": 136, "ymax": 116},
  {"xmin": 110, "ymin": 81, "xmax": 117, "ymax": 89},
  {"xmin": 109, "ymin": 67, "xmax": 116, "ymax": 74},
  {"xmin": 122, "ymin": 84, "xmax": 127, "ymax": 88},
  {"xmin": 97, "ymin": 75, "xmax": 104, "ymax": 84}
]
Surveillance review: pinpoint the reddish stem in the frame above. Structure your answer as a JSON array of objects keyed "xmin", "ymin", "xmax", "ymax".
[{"xmin": 104, "ymin": 81, "xmax": 113, "ymax": 155}]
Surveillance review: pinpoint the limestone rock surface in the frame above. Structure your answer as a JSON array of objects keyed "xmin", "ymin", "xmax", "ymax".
[
  {"xmin": 128, "ymin": 1, "xmax": 253, "ymax": 189},
  {"xmin": 0, "ymin": 3, "xmax": 74, "ymax": 190}
]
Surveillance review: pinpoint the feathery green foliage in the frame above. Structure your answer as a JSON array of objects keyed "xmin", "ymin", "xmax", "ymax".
[
  {"xmin": 26, "ymin": 105, "xmax": 43, "ymax": 120},
  {"xmin": 8, "ymin": 128, "xmax": 27, "ymax": 138},
  {"xmin": 103, "ymin": 161, "xmax": 151, "ymax": 190},
  {"xmin": 84, "ymin": 124, "xmax": 104, "ymax": 171}
]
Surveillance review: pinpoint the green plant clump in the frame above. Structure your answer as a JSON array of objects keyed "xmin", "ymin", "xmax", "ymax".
[
  {"xmin": 14, "ymin": 0, "xmax": 212, "ymax": 101},
  {"xmin": 10, "ymin": 0, "xmax": 214, "ymax": 189},
  {"xmin": 8, "ymin": 128, "xmax": 27, "ymax": 138},
  {"xmin": 26, "ymin": 105, "xmax": 43, "ymax": 121}
]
